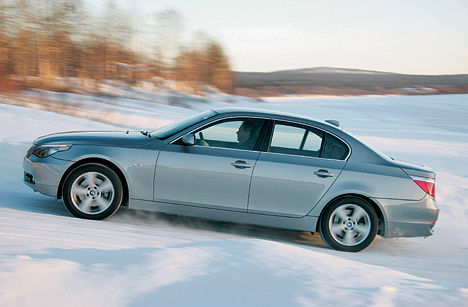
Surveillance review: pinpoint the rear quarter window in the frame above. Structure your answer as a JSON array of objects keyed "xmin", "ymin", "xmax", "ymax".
[{"xmin": 323, "ymin": 134, "xmax": 349, "ymax": 160}]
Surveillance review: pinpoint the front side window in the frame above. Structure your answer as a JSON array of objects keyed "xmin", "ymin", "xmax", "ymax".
[{"xmin": 194, "ymin": 119, "xmax": 265, "ymax": 151}]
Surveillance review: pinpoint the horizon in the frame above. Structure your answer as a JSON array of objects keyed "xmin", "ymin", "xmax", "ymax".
[{"xmin": 233, "ymin": 66, "xmax": 468, "ymax": 76}]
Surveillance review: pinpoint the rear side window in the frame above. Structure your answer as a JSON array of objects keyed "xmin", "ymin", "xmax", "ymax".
[
  {"xmin": 268, "ymin": 122, "xmax": 349, "ymax": 160},
  {"xmin": 270, "ymin": 123, "xmax": 324, "ymax": 157},
  {"xmin": 322, "ymin": 134, "xmax": 349, "ymax": 160}
]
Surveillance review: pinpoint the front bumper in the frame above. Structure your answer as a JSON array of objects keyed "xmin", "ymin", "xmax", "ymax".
[
  {"xmin": 23, "ymin": 156, "xmax": 69, "ymax": 198},
  {"xmin": 374, "ymin": 195, "xmax": 439, "ymax": 238}
]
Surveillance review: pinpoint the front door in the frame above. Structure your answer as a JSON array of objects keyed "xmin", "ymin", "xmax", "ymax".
[{"xmin": 154, "ymin": 118, "xmax": 266, "ymax": 211}]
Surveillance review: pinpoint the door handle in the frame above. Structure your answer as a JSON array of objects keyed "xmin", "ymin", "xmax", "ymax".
[
  {"xmin": 231, "ymin": 160, "xmax": 252, "ymax": 169},
  {"xmin": 314, "ymin": 169, "xmax": 334, "ymax": 178}
]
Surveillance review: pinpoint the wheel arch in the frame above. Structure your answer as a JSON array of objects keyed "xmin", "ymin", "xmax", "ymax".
[
  {"xmin": 57, "ymin": 158, "xmax": 129, "ymax": 207},
  {"xmin": 318, "ymin": 193, "xmax": 386, "ymax": 237}
]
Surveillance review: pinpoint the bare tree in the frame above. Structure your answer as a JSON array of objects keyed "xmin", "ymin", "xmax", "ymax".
[
  {"xmin": 176, "ymin": 37, "xmax": 233, "ymax": 93},
  {"xmin": 152, "ymin": 8, "xmax": 184, "ymax": 67},
  {"xmin": 0, "ymin": 0, "xmax": 14, "ymax": 74}
]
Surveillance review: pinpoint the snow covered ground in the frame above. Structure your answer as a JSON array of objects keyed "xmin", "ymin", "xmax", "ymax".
[{"xmin": 1, "ymin": 90, "xmax": 468, "ymax": 306}]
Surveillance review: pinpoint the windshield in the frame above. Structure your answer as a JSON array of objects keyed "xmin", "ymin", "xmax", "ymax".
[{"xmin": 151, "ymin": 110, "xmax": 217, "ymax": 139}]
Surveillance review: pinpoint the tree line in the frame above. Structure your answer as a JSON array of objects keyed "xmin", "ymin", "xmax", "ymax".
[{"xmin": 0, "ymin": 0, "xmax": 234, "ymax": 93}]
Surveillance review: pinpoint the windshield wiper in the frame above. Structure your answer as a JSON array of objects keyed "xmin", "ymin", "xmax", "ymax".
[{"xmin": 140, "ymin": 131, "xmax": 151, "ymax": 137}]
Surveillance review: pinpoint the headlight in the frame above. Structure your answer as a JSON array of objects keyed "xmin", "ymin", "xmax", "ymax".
[{"xmin": 31, "ymin": 144, "xmax": 72, "ymax": 158}]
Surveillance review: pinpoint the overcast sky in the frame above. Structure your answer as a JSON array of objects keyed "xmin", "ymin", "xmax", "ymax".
[{"xmin": 89, "ymin": 0, "xmax": 468, "ymax": 75}]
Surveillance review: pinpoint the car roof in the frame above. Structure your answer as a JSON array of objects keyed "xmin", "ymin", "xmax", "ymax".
[{"xmin": 212, "ymin": 107, "xmax": 338, "ymax": 129}]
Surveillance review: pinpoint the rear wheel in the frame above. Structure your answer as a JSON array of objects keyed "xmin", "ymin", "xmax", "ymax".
[
  {"xmin": 319, "ymin": 197, "xmax": 378, "ymax": 252},
  {"xmin": 63, "ymin": 163, "xmax": 123, "ymax": 220}
]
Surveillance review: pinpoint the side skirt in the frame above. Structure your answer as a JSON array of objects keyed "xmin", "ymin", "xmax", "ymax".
[{"xmin": 128, "ymin": 198, "xmax": 318, "ymax": 233}]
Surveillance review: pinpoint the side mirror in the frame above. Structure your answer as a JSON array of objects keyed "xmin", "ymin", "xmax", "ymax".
[{"xmin": 181, "ymin": 134, "xmax": 195, "ymax": 146}]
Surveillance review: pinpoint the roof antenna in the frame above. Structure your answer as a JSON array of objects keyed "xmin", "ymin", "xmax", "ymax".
[{"xmin": 325, "ymin": 120, "xmax": 340, "ymax": 127}]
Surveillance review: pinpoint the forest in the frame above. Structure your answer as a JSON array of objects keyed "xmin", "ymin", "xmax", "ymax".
[{"xmin": 0, "ymin": 0, "xmax": 234, "ymax": 93}]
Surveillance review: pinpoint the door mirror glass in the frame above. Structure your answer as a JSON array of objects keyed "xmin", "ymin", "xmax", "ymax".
[{"xmin": 181, "ymin": 134, "xmax": 195, "ymax": 146}]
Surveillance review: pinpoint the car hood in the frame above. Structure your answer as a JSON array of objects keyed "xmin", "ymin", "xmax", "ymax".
[{"xmin": 34, "ymin": 131, "xmax": 160, "ymax": 148}]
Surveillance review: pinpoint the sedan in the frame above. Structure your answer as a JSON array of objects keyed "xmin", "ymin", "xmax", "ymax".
[{"xmin": 23, "ymin": 108, "xmax": 439, "ymax": 252}]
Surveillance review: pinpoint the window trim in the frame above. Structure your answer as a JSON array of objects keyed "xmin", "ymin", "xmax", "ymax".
[{"xmin": 169, "ymin": 115, "xmax": 352, "ymax": 160}]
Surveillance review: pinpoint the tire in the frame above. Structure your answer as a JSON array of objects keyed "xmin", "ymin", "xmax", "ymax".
[
  {"xmin": 62, "ymin": 163, "xmax": 123, "ymax": 220},
  {"xmin": 319, "ymin": 197, "xmax": 378, "ymax": 252}
]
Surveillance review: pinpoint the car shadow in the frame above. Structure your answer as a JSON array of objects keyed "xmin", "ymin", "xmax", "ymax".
[{"xmin": 112, "ymin": 207, "xmax": 330, "ymax": 250}]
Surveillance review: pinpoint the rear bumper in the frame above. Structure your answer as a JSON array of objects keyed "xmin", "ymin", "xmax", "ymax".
[
  {"xmin": 374, "ymin": 195, "xmax": 439, "ymax": 238},
  {"xmin": 386, "ymin": 221, "xmax": 437, "ymax": 238}
]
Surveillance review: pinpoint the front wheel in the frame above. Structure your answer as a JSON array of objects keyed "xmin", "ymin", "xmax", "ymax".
[
  {"xmin": 63, "ymin": 163, "xmax": 123, "ymax": 220},
  {"xmin": 319, "ymin": 197, "xmax": 378, "ymax": 252}
]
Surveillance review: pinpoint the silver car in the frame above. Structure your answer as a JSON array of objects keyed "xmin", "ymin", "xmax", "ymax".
[{"xmin": 23, "ymin": 108, "xmax": 439, "ymax": 252}]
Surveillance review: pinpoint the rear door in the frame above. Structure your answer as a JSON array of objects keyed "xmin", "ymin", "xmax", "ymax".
[{"xmin": 248, "ymin": 121, "xmax": 349, "ymax": 217}]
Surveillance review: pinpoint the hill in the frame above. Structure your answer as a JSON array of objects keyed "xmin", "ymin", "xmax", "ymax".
[{"xmin": 234, "ymin": 67, "xmax": 468, "ymax": 97}]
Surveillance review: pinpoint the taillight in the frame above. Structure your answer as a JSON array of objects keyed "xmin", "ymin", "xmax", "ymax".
[{"xmin": 411, "ymin": 176, "xmax": 435, "ymax": 197}]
